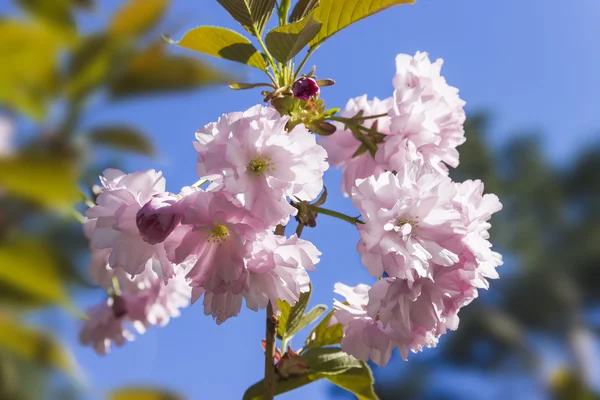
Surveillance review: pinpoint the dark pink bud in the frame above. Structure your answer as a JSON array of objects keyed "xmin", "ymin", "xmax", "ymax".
[
  {"xmin": 292, "ymin": 77, "xmax": 320, "ymax": 101},
  {"xmin": 111, "ymin": 295, "xmax": 128, "ymax": 319},
  {"xmin": 136, "ymin": 194, "xmax": 181, "ymax": 245}
]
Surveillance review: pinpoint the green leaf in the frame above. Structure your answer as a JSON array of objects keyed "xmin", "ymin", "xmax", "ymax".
[
  {"xmin": 276, "ymin": 299, "xmax": 292, "ymax": 339},
  {"xmin": 109, "ymin": 387, "xmax": 183, "ymax": 400},
  {"xmin": 110, "ymin": 42, "xmax": 231, "ymax": 98},
  {"xmin": 305, "ymin": 310, "xmax": 344, "ymax": 348},
  {"xmin": 16, "ymin": 0, "xmax": 76, "ymax": 35},
  {"xmin": 308, "ymin": 0, "xmax": 414, "ymax": 48},
  {"xmin": 243, "ymin": 373, "xmax": 324, "ymax": 400},
  {"xmin": 0, "ymin": 317, "xmax": 77, "ymax": 377},
  {"xmin": 169, "ymin": 26, "xmax": 266, "ymax": 70},
  {"xmin": 287, "ymin": 304, "xmax": 326, "ymax": 338},
  {"xmin": 277, "ymin": 289, "xmax": 312, "ymax": 340},
  {"xmin": 0, "ymin": 237, "xmax": 73, "ymax": 309},
  {"xmin": 0, "ymin": 21, "xmax": 63, "ymax": 120},
  {"xmin": 289, "ymin": 0, "xmax": 319, "ymax": 23},
  {"xmin": 109, "ymin": 0, "xmax": 169, "ymax": 38},
  {"xmin": 229, "ymin": 82, "xmax": 272, "ymax": 90},
  {"xmin": 88, "ymin": 126, "xmax": 154, "ymax": 155},
  {"xmin": 64, "ymin": 34, "xmax": 115, "ymax": 100},
  {"xmin": 302, "ymin": 347, "xmax": 362, "ymax": 375},
  {"xmin": 0, "ymin": 152, "xmax": 79, "ymax": 207},
  {"xmin": 243, "ymin": 348, "xmax": 365, "ymax": 400},
  {"xmin": 326, "ymin": 361, "xmax": 379, "ymax": 400},
  {"xmin": 265, "ymin": 18, "xmax": 322, "ymax": 63},
  {"xmin": 216, "ymin": 0, "xmax": 276, "ymax": 36}
]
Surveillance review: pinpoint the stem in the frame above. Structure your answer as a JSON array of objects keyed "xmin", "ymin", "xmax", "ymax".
[
  {"xmin": 275, "ymin": 224, "xmax": 286, "ymax": 236},
  {"xmin": 294, "ymin": 45, "xmax": 319, "ymax": 80},
  {"xmin": 278, "ymin": 0, "xmax": 291, "ymax": 26},
  {"xmin": 70, "ymin": 208, "xmax": 85, "ymax": 223},
  {"xmin": 254, "ymin": 27, "xmax": 278, "ymax": 73},
  {"xmin": 295, "ymin": 222, "xmax": 305, "ymax": 237},
  {"xmin": 311, "ymin": 206, "xmax": 364, "ymax": 225},
  {"xmin": 328, "ymin": 116, "xmax": 379, "ymax": 156},
  {"xmin": 281, "ymin": 336, "xmax": 289, "ymax": 354},
  {"xmin": 263, "ymin": 302, "xmax": 277, "ymax": 400},
  {"xmin": 354, "ymin": 112, "xmax": 388, "ymax": 120}
]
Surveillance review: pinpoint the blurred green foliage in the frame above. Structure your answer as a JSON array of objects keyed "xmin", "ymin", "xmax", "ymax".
[
  {"xmin": 373, "ymin": 116, "xmax": 600, "ymax": 400},
  {"xmin": 0, "ymin": 0, "xmax": 230, "ymax": 398}
]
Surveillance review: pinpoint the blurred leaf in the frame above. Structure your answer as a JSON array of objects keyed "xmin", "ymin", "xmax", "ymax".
[
  {"xmin": 265, "ymin": 18, "xmax": 322, "ymax": 62},
  {"xmin": 0, "ymin": 282, "xmax": 49, "ymax": 310},
  {"xmin": 0, "ymin": 20, "xmax": 63, "ymax": 120},
  {"xmin": 110, "ymin": 42, "xmax": 230, "ymax": 98},
  {"xmin": 305, "ymin": 310, "xmax": 343, "ymax": 348},
  {"xmin": 170, "ymin": 26, "xmax": 267, "ymax": 70},
  {"xmin": 289, "ymin": 0, "xmax": 319, "ymax": 22},
  {"xmin": 0, "ymin": 237, "xmax": 73, "ymax": 309},
  {"xmin": 109, "ymin": 387, "xmax": 183, "ymax": 400},
  {"xmin": 216, "ymin": 0, "xmax": 276, "ymax": 36},
  {"xmin": 229, "ymin": 82, "xmax": 272, "ymax": 90},
  {"xmin": 109, "ymin": 0, "xmax": 169, "ymax": 38},
  {"xmin": 88, "ymin": 126, "xmax": 154, "ymax": 155},
  {"xmin": 0, "ymin": 317, "xmax": 77, "ymax": 377},
  {"xmin": 326, "ymin": 361, "xmax": 378, "ymax": 400},
  {"xmin": 64, "ymin": 34, "xmax": 115, "ymax": 100},
  {"xmin": 0, "ymin": 152, "xmax": 79, "ymax": 207},
  {"xmin": 72, "ymin": 0, "xmax": 94, "ymax": 9},
  {"xmin": 551, "ymin": 369, "xmax": 600, "ymax": 400},
  {"xmin": 15, "ymin": 0, "xmax": 76, "ymax": 35},
  {"xmin": 307, "ymin": 0, "xmax": 414, "ymax": 48}
]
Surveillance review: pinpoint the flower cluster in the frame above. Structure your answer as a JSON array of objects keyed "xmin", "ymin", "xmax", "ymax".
[
  {"xmin": 81, "ymin": 106, "xmax": 327, "ymax": 353},
  {"xmin": 80, "ymin": 51, "xmax": 501, "ymax": 368},
  {"xmin": 325, "ymin": 52, "xmax": 502, "ymax": 365}
]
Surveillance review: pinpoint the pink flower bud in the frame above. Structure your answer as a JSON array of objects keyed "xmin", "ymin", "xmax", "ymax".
[
  {"xmin": 136, "ymin": 194, "xmax": 181, "ymax": 244},
  {"xmin": 292, "ymin": 77, "xmax": 320, "ymax": 100}
]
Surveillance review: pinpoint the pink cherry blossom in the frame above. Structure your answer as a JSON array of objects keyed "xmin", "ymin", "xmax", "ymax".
[
  {"xmin": 85, "ymin": 169, "xmax": 181, "ymax": 280},
  {"xmin": 367, "ymin": 265, "xmax": 477, "ymax": 361},
  {"xmin": 452, "ymin": 179, "xmax": 503, "ymax": 288},
  {"xmin": 319, "ymin": 95, "xmax": 392, "ymax": 196},
  {"xmin": 194, "ymin": 105, "xmax": 328, "ymax": 227},
  {"xmin": 189, "ymin": 232, "xmax": 320, "ymax": 324},
  {"xmin": 382, "ymin": 52, "xmax": 466, "ymax": 174},
  {"xmin": 245, "ymin": 233, "xmax": 320, "ymax": 313},
  {"xmin": 79, "ymin": 300, "xmax": 134, "ymax": 355},
  {"xmin": 165, "ymin": 188, "xmax": 260, "ymax": 294},
  {"xmin": 352, "ymin": 166, "xmax": 464, "ymax": 280},
  {"xmin": 333, "ymin": 283, "xmax": 395, "ymax": 367},
  {"xmin": 80, "ymin": 265, "xmax": 191, "ymax": 355}
]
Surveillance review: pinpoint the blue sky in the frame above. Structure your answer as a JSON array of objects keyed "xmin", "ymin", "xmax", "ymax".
[{"xmin": 7, "ymin": 0, "xmax": 600, "ymax": 399}]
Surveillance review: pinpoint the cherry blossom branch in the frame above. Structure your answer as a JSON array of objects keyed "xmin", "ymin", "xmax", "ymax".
[
  {"xmin": 294, "ymin": 45, "xmax": 320, "ymax": 80},
  {"xmin": 327, "ymin": 115, "xmax": 379, "ymax": 156},
  {"xmin": 353, "ymin": 112, "xmax": 388, "ymax": 120},
  {"xmin": 311, "ymin": 206, "xmax": 364, "ymax": 225},
  {"xmin": 262, "ymin": 224, "xmax": 286, "ymax": 399},
  {"xmin": 263, "ymin": 302, "xmax": 277, "ymax": 400}
]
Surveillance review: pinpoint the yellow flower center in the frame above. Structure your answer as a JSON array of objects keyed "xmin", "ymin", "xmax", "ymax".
[
  {"xmin": 397, "ymin": 216, "xmax": 419, "ymax": 236},
  {"xmin": 209, "ymin": 224, "xmax": 229, "ymax": 244},
  {"xmin": 248, "ymin": 155, "xmax": 274, "ymax": 176}
]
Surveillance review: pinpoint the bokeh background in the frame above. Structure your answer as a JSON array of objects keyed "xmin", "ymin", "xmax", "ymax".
[{"xmin": 1, "ymin": 0, "xmax": 599, "ymax": 399}]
